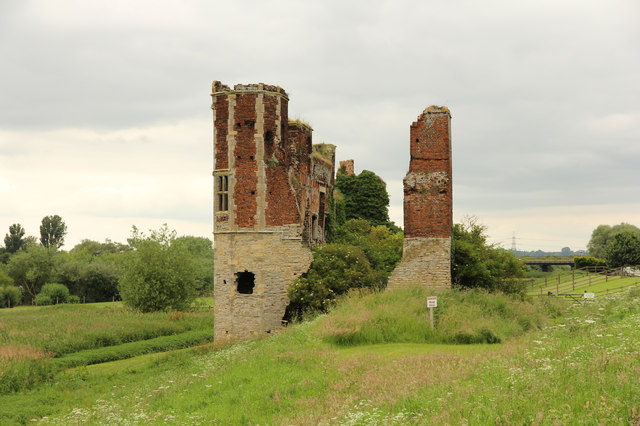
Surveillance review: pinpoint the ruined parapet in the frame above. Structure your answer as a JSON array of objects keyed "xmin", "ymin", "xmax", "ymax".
[
  {"xmin": 338, "ymin": 159, "xmax": 355, "ymax": 176},
  {"xmin": 388, "ymin": 106, "xmax": 452, "ymax": 290},
  {"xmin": 211, "ymin": 81, "xmax": 332, "ymax": 343}
]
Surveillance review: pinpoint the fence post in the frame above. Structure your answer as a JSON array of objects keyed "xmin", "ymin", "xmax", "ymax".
[{"xmin": 557, "ymin": 282, "xmax": 559, "ymax": 295}]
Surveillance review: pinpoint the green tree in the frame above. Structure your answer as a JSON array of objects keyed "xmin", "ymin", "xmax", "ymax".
[
  {"xmin": 4, "ymin": 224, "xmax": 26, "ymax": 254},
  {"xmin": 335, "ymin": 170, "xmax": 391, "ymax": 228},
  {"xmin": 0, "ymin": 269, "xmax": 14, "ymax": 287},
  {"xmin": 40, "ymin": 215, "xmax": 67, "ymax": 249},
  {"xmin": 587, "ymin": 223, "xmax": 640, "ymax": 259},
  {"xmin": 119, "ymin": 225, "xmax": 198, "ymax": 312},
  {"xmin": 172, "ymin": 236, "xmax": 214, "ymax": 294},
  {"xmin": 452, "ymin": 218, "xmax": 524, "ymax": 293},
  {"xmin": 605, "ymin": 231, "xmax": 640, "ymax": 268},
  {"xmin": 6, "ymin": 245, "xmax": 57, "ymax": 299}
]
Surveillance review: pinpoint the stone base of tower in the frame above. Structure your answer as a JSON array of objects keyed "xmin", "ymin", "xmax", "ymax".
[
  {"xmin": 387, "ymin": 237, "xmax": 451, "ymax": 290},
  {"xmin": 213, "ymin": 225, "xmax": 313, "ymax": 344}
]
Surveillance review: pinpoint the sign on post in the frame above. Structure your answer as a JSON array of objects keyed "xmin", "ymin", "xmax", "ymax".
[
  {"xmin": 583, "ymin": 292, "xmax": 595, "ymax": 299},
  {"xmin": 427, "ymin": 296, "xmax": 437, "ymax": 329}
]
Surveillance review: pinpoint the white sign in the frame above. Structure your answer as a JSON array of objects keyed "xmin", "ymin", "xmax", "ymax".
[
  {"xmin": 427, "ymin": 296, "xmax": 438, "ymax": 308},
  {"xmin": 583, "ymin": 292, "xmax": 595, "ymax": 299}
]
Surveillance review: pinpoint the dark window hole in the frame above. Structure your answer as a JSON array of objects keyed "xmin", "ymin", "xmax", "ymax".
[{"xmin": 236, "ymin": 270, "xmax": 255, "ymax": 294}]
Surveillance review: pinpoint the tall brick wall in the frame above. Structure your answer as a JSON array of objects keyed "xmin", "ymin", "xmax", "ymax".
[
  {"xmin": 211, "ymin": 82, "xmax": 334, "ymax": 343},
  {"xmin": 388, "ymin": 106, "xmax": 452, "ymax": 290}
]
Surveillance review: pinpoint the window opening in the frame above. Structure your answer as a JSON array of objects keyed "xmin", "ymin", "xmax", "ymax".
[
  {"xmin": 236, "ymin": 270, "xmax": 255, "ymax": 294},
  {"xmin": 217, "ymin": 175, "xmax": 229, "ymax": 212},
  {"xmin": 265, "ymin": 130, "xmax": 274, "ymax": 146}
]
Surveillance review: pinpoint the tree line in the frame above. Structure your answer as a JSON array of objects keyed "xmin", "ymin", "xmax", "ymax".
[
  {"xmin": 0, "ymin": 217, "xmax": 213, "ymax": 310},
  {"xmin": 3, "ymin": 168, "xmax": 556, "ymax": 315}
]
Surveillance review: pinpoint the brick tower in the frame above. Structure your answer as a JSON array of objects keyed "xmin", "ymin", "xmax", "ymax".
[
  {"xmin": 387, "ymin": 106, "xmax": 452, "ymax": 289},
  {"xmin": 211, "ymin": 82, "xmax": 334, "ymax": 343}
]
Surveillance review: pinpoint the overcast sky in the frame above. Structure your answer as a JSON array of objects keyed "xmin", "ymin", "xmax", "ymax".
[{"xmin": 1, "ymin": 0, "xmax": 639, "ymax": 252}]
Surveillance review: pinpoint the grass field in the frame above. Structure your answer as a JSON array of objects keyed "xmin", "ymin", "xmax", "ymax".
[
  {"xmin": 527, "ymin": 270, "xmax": 640, "ymax": 297},
  {"xmin": 1, "ymin": 287, "xmax": 639, "ymax": 423},
  {"xmin": 0, "ymin": 301, "xmax": 214, "ymax": 395}
]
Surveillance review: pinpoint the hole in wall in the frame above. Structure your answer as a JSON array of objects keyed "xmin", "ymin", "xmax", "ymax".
[
  {"xmin": 265, "ymin": 130, "xmax": 274, "ymax": 145},
  {"xmin": 236, "ymin": 270, "xmax": 255, "ymax": 294}
]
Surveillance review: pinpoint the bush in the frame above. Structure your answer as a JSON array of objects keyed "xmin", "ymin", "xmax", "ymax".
[
  {"xmin": 37, "ymin": 283, "xmax": 70, "ymax": 305},
  {"xmin": 452, "ymin": 218, "xmax": 524, "ymax": 293},
  {"xmin": 34, "ymin": 293, "xmax": 52, "ymax": 306},
  {"xmin": 329, "ymin": 219, "xmax": 403, "ymax": 283},
  {"xmin": 287, "ymin": 243, "xmax": 379, "ymax": 320},
  {"xmin": 0, "ymin": 285, "xmax": 22, "ymax": 308},
  {"xmin": 574, "ymin": 256, "xmax": 607, "ymax": 269},
  {"xmin": 119, "ymin": 235, "xmax": 198, "ymax": 313},
  {"xmin": 68, "ymin": 295, "xmax": 80, "ymax": 304}
]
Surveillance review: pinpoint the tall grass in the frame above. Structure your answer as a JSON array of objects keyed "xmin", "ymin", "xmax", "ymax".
[
  {"xmin": 317, "ymin": 287, "xmax": 566, "ymax": 346},
  {"xmin": 0, "ymin": 302, "xmax": 213, "ymax": 356},
  {"xmin": 0, "ymin": 302, "xmax": 213, "ymax": 395},
  {"xmin": 2, "ymin": 288, "xmax": 639, "ymax": 423}
]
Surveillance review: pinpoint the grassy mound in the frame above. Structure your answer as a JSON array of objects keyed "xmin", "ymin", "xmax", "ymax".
[{"xmin": 317, "ymin": 286, "xmax": 565, "ymax": 345}]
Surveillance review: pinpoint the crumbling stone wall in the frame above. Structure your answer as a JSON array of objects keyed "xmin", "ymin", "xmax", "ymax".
[
  {"xmin": 388, "ymin": 106, "xmax": 452, "ymax": 290},
  {"xmin": 211, "ymin": 82, "xmax": 334, "ymax": 343}
]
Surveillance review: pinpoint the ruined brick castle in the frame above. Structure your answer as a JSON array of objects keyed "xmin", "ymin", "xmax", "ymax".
[
  {"xmin": 211, "ymin": 82, "xmax": 335, "ymax": 343},
  {"xmin": 387, "ymin": 106, "xmax": 453, "ymax": 289}
]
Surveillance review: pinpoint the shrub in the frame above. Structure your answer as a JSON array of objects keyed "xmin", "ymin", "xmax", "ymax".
[
  {"xmin": 287, "ymin": 243, "xmax": 379, "ymax": 320},
  {"xmin": 68, "ymin": 295, "xmax": 80, "ymax": 304},
  {"xmin": 452, "ymin": 218, "xmax": 524, "ymax": 292},
  {"xmin": 574, "ymin": 256, "xmax": 607, "ymax": 269},
  {"xmin": 119, "ymin": 236, "xmax": 198, "ymax": 313},
  {"xmin": 37, "ymin": 283, "xmax": 70, "ymax": 305},
  {"xmin": 0, "ymin": 285, "xmax": 22, "ymax": 308},
  {"xmin": 329, "ymin": 219, "xmax": 403, "ymax": 283},
  {"xmin": 34, "ymin": 293, "xmax": 52, "ymax": 306}
]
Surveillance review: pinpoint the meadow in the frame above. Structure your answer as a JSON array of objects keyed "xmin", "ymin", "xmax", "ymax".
[
  {"xmin": 0, "ymin": 301, "xmax": 214, "ymax": 394},
  {"xmin": 1, "ymin": 287, "xmax": 639, "ymax": 424}
]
